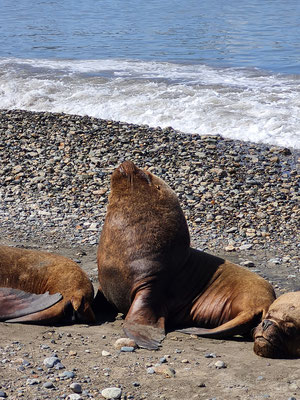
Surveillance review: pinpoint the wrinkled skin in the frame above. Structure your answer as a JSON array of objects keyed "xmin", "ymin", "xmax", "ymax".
[
  {"xmin": 97, "ymin": 161, "xmax": 275, "ymax": 349},
  {"xmin": 0, "ymin": 245, "xmax": 95, "ymax": 324},
  {"xmin": 253, "ymin": 292, "xmax": 300, "ymax": 358}
]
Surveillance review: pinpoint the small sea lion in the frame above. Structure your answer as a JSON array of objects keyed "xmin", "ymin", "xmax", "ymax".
[
  {"xmin": 97, "ymin": 161, "xmax": 275, "ymax": 349},
  {"xmin": 0, "ymin": 245, "xmax": 95, "ymax": 324},
  {"xmin": 253, "ymin": 291, "xmax": 300, "ymax": 358}
]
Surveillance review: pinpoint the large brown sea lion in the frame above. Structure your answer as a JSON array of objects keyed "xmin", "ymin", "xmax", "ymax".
[
  {"xmin": 253, "ymin": 291, "xmax": 300, "ymax": 358},
  {"xmin": 0, "ymin": 245, "xmax": 95, "ymax": 324},
  {"xmin": 97, "ymin": 161, "xmax": 275, "ymax": 349}
]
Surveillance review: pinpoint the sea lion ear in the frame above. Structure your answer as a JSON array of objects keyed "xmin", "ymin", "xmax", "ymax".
[{"xmin": 71, "ymin": 295, "xmax": 96, "ymax": 323}]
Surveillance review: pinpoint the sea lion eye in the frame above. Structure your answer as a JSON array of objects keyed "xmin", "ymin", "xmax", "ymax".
[{"xmin": 284, "ymin": 322, "xmax": 296, "ymax": 336}]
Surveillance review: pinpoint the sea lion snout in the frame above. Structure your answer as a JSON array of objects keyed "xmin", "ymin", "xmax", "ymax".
[
  {"xmin": 119, "ymin": 160, "xmax": 138, "ymax": 176},
  {"xmin": 116, "ymin": 161, "xmax": 151, "ymax": 185},
  {"xmin": 253, "ymin": 292, "xmax": 300, "ymax": 358},
  {"xmin": 262, "ymin": 319, "xmax": 274, "ymax": 331}
]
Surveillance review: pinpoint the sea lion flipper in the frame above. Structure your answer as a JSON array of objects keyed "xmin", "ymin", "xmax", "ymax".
[
  {"xmin": 123, "ymin": 320, "xmax": 165, "ymax": 350},
  {"xmin": 0, "ymin": 287, "xmax": 62, "ymax": 321},
  {"xmin": 177, "ymin": 312, "xmax": 261, "ymax": 339},
  {"xmin": 123, "ymin": 289, "xmax": 166, "ymax": 350}
]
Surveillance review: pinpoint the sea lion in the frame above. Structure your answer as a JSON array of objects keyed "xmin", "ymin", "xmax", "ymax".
[
  {"xmin": 0, "ymin": 245, "xmax": 95, "ymax": 324},
  {"xmin": 97, "ymin": 161, "xmax": 275, "ymax": 349},
  {"xmin": 253, "ymin": 291, "xmax": 300, "ymax": 358}
]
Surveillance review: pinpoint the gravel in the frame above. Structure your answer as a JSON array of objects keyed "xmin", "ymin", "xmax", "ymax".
[{"xmin": 0, "ymin": 109, "xmax": 299, "ymax": 258}]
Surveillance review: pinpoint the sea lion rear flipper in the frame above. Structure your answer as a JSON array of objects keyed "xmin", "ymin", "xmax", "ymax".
[
  {"xmin": 0, "ymin": 287, "xmax": 62, "ymax": 321},
  {"xmin": 123, "ymin": 289, "xmax": 166, "ymax": 350},
  {"xmin": 177, "ymin": 312, "xmax": 261, "ymax": 339}
]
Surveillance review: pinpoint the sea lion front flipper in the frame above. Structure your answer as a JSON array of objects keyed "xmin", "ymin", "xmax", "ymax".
[
  {"xmin": 177, "ymin": 311, "xmax": 261, "ymax": 339},
  {"xmin": 123, "ymin": 289, "xmax": 166, "ymax": 350},
  {"xmin": 0, "ymin": 287, "xmax": 62, "ymax": 321}
]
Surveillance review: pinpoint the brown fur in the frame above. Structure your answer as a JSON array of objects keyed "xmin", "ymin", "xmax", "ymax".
[
  {"xmin": 0, "ymin": 245, "xmax": 95, "ymax": 324},
  {"xmin": 97, "ymin": 161, "xmax": 275, "ymax": 349},
  {"xmin": 253, "ymin": 291, "xmax": 300, "ymax": 358}
]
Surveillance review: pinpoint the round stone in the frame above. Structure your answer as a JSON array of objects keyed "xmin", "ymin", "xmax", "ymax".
[
  {"xmin": 43, "ymin": 382, "xmax": 55, "ymax": 389},
  {"xmin": 215, "ymin": 360, "xmax": 226, "ymax": 369},
  {"xmin": 70, "ymin": 383, "xmax": 82, "ymax": 394},
  {"xmin": 101, "ymin": 387, "xmax": 122, "ymax": 399}
]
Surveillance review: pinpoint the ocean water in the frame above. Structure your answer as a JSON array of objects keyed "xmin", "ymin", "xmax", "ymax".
[{"xmin": 0, "ymin": 0, "xmax": 300, "ymax": 149}]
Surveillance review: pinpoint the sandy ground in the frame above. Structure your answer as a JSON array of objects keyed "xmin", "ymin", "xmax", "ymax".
[{"xmin": 1, "ymin": 235, "xmax": 299, "ymax": 400}]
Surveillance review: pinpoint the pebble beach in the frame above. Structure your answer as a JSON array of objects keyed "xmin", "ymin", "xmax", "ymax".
[
  {"xmin": 1, "ymin": 109, "xmax": 300, "ymax": 400},
  {"xmin": 1, "ymin": 109, "xmax": 299, "ymax": 254}
]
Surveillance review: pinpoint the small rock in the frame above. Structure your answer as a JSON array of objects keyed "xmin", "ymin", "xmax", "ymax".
[
  {"xmin": 114, "ymin": 338, "xmax": 137, "ymax": 350},
  {"xmin": 241, "ymin": 260, "xmax": 255, "ymax": 267},
  {"xmin": 205, "ymin": 353, "xmax": 216, "ymax": 358},
  {"xmin": 282, "ymin": 256, "xmax": 291, "ymax": 263},
  {"xmin": 70, "ymin": 383, "xmax": 82, "ymax": 394},
  {"xmin": 101, "ymin": 350, "xmax": 111, "ymax": 357},
  {"xmin": 26, "ymin": 378, "xmax": 40, "ymax": 385},
  {"xmin": 43, "ymin": 382, "xmax": 55, "ymax": 389},
  {"xmin": 87, "ymin": 222, "xmax": 98, "ymax": 231},
  {"xmin": 59, "ymin": 371, "xmax": 75, "ymax": 380},
  {"xmin": 224, "ymin": 245, "xmax": 236, "ymax": 252},
  {"xmin": 147, "ymin": 367, "xmax": 155, "ymax": 374},
  {"xmin": 153, "ymin": 365, "xmax": 176, "ymax": 378},
  {"xmin": 268, "ymin": 258, "xmax": 281, "ymax": 265},
  {"xmin": 0, "ymin": 392, "xmax": 7, "ymax": 399},
  {"xmin": 66, "ymin": 394, "xmax": 82, "ymax": 400},
  {"xmin": 120, "ymin": 346, "xmax": 135, "ymax": 352},
  {"xmin": 55, "ymin": 361, "xmax": 65, "ymax": 370},
  {"xmin": 239, "ymin": 244, "xmax": 253, "ymax": 250},
  {"xmin": 101, "ymin": 387, "xmax": 122, "ymax": 399},
  {"xmin": 215, "ymin": 360, "xmax": 226, "ymax": 369},
  {"xmin": 43, "ymin": 356, "xmax": 60, "ymax": 368},
  {"xmin": 226, "ymin": 227, "xmax": 237, "ymax": 233}
]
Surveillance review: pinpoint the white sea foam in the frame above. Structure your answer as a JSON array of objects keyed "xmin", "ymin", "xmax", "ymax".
[{"xmin": 0, "ymin": 57, "xmax": 299, "ymax": 149}]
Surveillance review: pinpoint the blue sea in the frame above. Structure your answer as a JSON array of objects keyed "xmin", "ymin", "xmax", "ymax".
[{"xmin": 0, "ymin": 0, "xmax": 300, "ymax": 148}]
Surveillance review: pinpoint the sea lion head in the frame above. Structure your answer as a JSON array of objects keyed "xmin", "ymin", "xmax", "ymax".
[
  {"xmin": 110, "ymin": 160, "xmax": 163, "ymax": 196},
  {"xmin": 253, "ymin": 314, "xmax": 300, "ymax": 358},
  {"xmin": 109, "ymin": 161, "xmax": 190, "ymax": 233}
]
